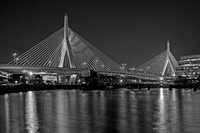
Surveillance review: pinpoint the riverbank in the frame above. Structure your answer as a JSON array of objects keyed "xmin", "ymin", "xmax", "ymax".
[
  {"xmin": 1, "ymin": 83, "xmax": 199, "ymax": 95},
  {"xmin": 0, "ymin": 83, "xmax": 119, "ymax": 95}
]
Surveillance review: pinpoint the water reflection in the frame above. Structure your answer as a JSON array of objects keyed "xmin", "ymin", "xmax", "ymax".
[
  {"xmin": 1, "ymin": 88, "xmax": 200, "ymax": 132},
  {"xmin": 43, "ymin": 92, "xmax": 54, "ymax": 133},
  {"xmin": 25, "ymin": 91, "xmax": 39, "ymax": 133},
  {"xmin": 170, "ymin": 89, "xmax": 181, "ymax": 132},
  {"xmin": 55, "ymin": 91, "xmax": 68, "ymax": 133},
  {"xmin": 3, "ymin": 93, "xmax": 25, "ymax": 133},
  {"xmin": 117, "ymin": 90, "xmax": 133, "ymax": 132},
  {"xmin": 154, "ymin": 88, "xmax": 168, "ymax": 132},
  {"xmin": 4, "ymin": 94, "xmax": 10, "ymax": 133}
]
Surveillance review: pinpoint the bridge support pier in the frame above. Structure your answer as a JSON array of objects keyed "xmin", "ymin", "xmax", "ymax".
[
  {"xmin": 139, "ymin": 86, "xmax": 141, "ymax": 90},
  {"xmin": 169, "ymin": 86, "xmax": 172, "ymax": 91},
  {"xmin": 58, "ymin": 74, "xmax": 77, "ymax": 85},
  {"xmin": 58, "ymin": 75, "xmax": 67, "ymax": 85},
  {"xmin": 69, "ymin": 74, "xmax": 77, "ymax": 85},
  {"xmin": 193, "ymin": 87, "xmax": 197, "ymax": 91},
  {"xmin": 148, "ymin": 85, "xmax": 150, "ymax": 90}
]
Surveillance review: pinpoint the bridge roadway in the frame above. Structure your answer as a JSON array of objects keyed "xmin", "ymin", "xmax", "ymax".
[{"xmin": 0, "ymin": 64, "xmax": 159, "ymax": 80}]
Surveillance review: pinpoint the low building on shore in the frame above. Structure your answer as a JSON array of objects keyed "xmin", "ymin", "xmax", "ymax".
[{"xmin": 176, "ymin": 54, "xmax": 200, "ymax": 82}]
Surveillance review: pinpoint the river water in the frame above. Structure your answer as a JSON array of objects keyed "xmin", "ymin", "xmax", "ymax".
[{"xmin": 0, "ymin": 88, "xmax": 200, "ymax": 133}]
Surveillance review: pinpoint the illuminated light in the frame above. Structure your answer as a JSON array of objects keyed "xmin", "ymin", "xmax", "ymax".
[
  {"xmin": 130, "ymin": 67, "xmax": 135, "ymax": 71},
  {"xmin": 22, "ymin": 70, "xmax": 28, "ymax": 73},
  {"xmin": 48, "ymin": 60, "xmax": 52, "ymax": 65},
  {"xmin": 29, "ymin": 72, "xmax": 33, "ymax": 76},
  {"xmin": 172, "ymin": 74, "xmax": 175, "ymax": 77},
  {"xmin": 4, "ymin": 94, "xmax": 8, "ymax": 98},
  {"xmin": 25, "ymin": 91, "xmax": 39, "ymax": 133},
  {"xmin": 120, "ymin": 79, "xmax": 123, "ymax": 83},
  {"xmin": 13, "ymin": 53, "xmax": 17, "ymax": 56},
  {"xmin": 122, "ymin": 63, "xmax": 127, "ymax": 66},
  {"xmin": 4, "ymin": 94, "xmax": 9, "ymax": 133},
  {"xmin": 160, "ymin": 77, "xmax": 164, "ymax": 80}
]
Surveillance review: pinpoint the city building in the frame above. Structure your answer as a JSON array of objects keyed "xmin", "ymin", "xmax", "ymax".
[{"xmin": 176, "ymin": 54, "xmax": 200, "ymax": 81}]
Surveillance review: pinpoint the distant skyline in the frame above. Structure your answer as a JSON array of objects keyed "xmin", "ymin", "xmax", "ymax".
[{"xmin": 1, "ymin": 1, "xmax": 200, "ymax": 69}]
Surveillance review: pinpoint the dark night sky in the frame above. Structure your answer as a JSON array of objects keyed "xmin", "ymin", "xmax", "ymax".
[{"xmin": 0, "ymin": 1, "xmax": 200, "ymax": 69}]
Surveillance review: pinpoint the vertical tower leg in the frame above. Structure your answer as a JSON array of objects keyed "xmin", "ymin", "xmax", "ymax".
[{"xmin": 58, "ymin": 14, "xmax": 77, "ymax": 85}]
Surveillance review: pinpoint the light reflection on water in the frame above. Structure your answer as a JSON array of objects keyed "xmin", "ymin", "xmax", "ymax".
[
  {"xmin": 154, "ymin": 88, "xmax": 168, "ymax": 132},
  {"xmin": 0, "ymin": 88, "xmax": 200, "ymax": 133},
  {"xmin": 25, "ymin": 91, "xmax": 39, "ymax": 133},
  {"xmin": 4, "ymin": 94, "xmax": 10, "ymax": 133}
]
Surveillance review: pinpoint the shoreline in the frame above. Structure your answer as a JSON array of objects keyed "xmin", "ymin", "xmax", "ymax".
[
  {"xmin": 0, "ymin": 83, "xmax": 199, "ymax": 95},
  {"xmin": 0, "ymin": 83, "xmax": 117, "ymax": 95}
]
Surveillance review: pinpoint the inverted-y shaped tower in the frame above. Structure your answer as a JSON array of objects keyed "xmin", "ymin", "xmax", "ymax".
[
  {"xmin": 162, "ymin": 41, "xmax": 176, "ymax": 76},
  {"xmin": 58, "ymin": 14, "xmax": 76, "ymax": 84},
  {"xmin": 58, "ymin": 14, "xmax": 76, "ymax": 68},
  {"xmin": 137, "ymin": 41, "xmax": 178, "ymax": 77}
]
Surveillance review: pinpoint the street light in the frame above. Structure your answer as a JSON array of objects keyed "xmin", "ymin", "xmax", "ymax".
[
  {"xmin": 29, "ymin": 71, "xmax": 33, "ymax": 76},
  {"xmin": 120, "ymin": 63, "xmax": 127, "ymax": 70},
  {"xmin": 122, "ymin": 63, "xmax": 127, "ymax": 66},
  {"xmin": 13, "ymin": 53, "xmax": 17, "ymax": 61},
  {"xmin": 130, "ymin": 67, "xmax": 135, "ymax": 72}
]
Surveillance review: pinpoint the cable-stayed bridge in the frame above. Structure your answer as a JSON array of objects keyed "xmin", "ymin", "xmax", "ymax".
[
  {"xmin": 0, "ymin": 14, "xmax": 177, "ymax": 82},
  {"xmin": 136, "ymin": 41, "xmax": 178, "ymax": 80}
]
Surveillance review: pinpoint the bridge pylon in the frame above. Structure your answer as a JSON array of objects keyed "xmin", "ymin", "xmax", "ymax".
[
  {"xmin": 58, "ymin": 14, "xmax": 76, "ymax": 69},
  {"xmin": 58, "ymin": 14, "xmax": 77, "ymax": 84},
  {"xmin": 161, "ymin": 41, "xmax": 176, "ymax": 76},
  {"xmin": 137, "ymin": 41, "xmax": 178, "ymax": 77}
]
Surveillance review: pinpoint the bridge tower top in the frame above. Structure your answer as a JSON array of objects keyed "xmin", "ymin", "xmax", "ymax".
[
  {"xmin": 58, "ymin": 14, "xmax": 76, "ymax": 68},
  {"xmin": 167, "ymin": 40, "xmax": 170, "ymax": 51},
  {"xmin": 64, "ymin": 14, "xmax": 68, "ymax": 40}
]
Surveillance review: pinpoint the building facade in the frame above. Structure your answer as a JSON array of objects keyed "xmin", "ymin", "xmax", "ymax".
[{"xmin": 176, "ymin": 54, "xmax": 200, "ymax": 81}]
